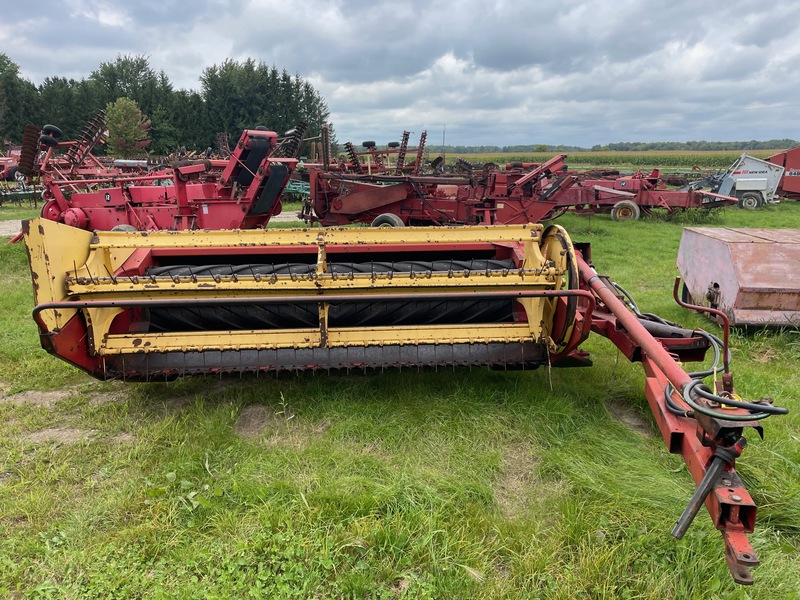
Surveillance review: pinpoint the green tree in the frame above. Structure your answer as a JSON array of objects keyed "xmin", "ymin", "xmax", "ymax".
[
  {"xmin": 0, "ymin": 53, "xmax": 40, "ymax": 143},
  {"xmin": 105, "ymin": 97, "xmax": 151, "ymax": 157},
  {"xmin": 200, "ymin": 59, "xmax": 331, "ymax": 153}
]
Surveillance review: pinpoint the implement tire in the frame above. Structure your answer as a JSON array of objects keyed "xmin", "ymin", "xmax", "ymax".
[
  {"xmin": 610, "ymin": 200, "xmax": 640, "ymax": 221},
  {"xmin": 39, "ymin": 134, "xmax": 59, "ymax": 148},
  {"xmin": 737, "ymin": 192, "xmax": 762, "ymax": 210},
  {"xmin": 371, "ymin": 213, "xmax": 405, "ymax": 227},
  {"xmin": 42, "ymin": 124, "xmax": 63, "ymax": 139}
]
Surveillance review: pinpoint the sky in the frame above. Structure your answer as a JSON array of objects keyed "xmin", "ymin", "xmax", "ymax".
[{"xmin": 3, "ymin": 0, "xmax": 800, "ymax": 148}]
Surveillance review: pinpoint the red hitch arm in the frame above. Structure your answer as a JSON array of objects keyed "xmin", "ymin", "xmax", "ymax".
[{"xmin": 576, "ymin": 254, "xmax": 787, "ymax": 585}]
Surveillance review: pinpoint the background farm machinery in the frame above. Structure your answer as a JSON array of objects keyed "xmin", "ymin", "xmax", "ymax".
[
  {"xmin": 18, "ymin": 118, "xmax": 305, "ymax": 232},
  {"xmin": 300, "ymin": 153, "xmax": 737, "ymax": 227},
  {"xmin": 677, "ymin": 227, "xmax": 800, "ymax": 327},
  {"xmin": 301, "ymin": 153, "xmax": 577, "ymax": 226},
  {"xmin": 1, "ymin": 146, "xmax": 21, "ymax": 182},
  {"xmin": 680, "ymin": 153, "xmax": 785, "ymax": 209},
  {"xmin": 767, "ymin": 145, "xmax": 800, "ymax": 201},
  {"xmin": 22, "ymin": 214, "xmax": 787, "ymax": 584}
]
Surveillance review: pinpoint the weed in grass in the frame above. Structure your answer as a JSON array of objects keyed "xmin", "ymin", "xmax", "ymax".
[{"xmin": 640, "ymin": 207, "xmax": 725, "ymax": 225}]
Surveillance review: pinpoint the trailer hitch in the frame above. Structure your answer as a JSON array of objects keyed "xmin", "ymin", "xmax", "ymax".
[
  {"xmin": 578, "ymin": 259, "xmax": 788, "ymax": 584},
  {"xmin": 671, "ymin": 435, "xmax": 746, "ymax": 540}
]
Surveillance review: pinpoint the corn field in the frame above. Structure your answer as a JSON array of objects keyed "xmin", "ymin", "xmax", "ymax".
[{"xmin": 455, "ymin": 150, "xmax": 781, "ymax": 171}]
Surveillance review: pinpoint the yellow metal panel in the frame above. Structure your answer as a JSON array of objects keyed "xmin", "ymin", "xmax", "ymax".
[
  {"xmin": 66, "ymin": 272, "xmax": 557, "ymax": 296},
  {"xmin": 22, "ymin": 219, "xmax": 94, "ymax": 330},
  {"xmin": 98, "ymin": 323, "xmax": 536, "ymax": 355},
  {"xmin": 85, "ymin": 223, "xmax": 544, "ymax": 249}
]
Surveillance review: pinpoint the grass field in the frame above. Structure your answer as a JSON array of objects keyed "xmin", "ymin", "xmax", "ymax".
[{"xmin": 1, "ymin": 203, "xmax": 799, "ymax": 597}]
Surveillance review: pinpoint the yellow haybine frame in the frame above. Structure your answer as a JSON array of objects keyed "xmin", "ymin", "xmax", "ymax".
[{"xmin": 22, "ymin": 218, "xmax": 788, "ymax": 584}]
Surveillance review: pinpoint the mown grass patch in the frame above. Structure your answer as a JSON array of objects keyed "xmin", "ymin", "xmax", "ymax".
[
  {"xmin": 0, "ymin": 202, "xmax": 799, "ymax": 597},
  {"xmin": 0, "ymin": 204, "xmax": 40, "ymax": 222}
]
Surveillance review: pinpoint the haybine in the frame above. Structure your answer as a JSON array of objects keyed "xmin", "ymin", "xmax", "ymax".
[{"xmin": 23, "ymin": 216, "xmax": 786, "ymax": 584}]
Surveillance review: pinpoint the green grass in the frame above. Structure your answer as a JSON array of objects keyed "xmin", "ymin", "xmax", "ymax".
[
  {"xmin": 1, "ymin": 203, "xmax": 799, "ymax": 597},
  {"xmin": 0, "ymin": 204, "xmax": 40, "ymax": 221}
]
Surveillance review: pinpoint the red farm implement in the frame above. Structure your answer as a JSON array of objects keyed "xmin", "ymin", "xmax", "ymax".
[
  {"xmin": 301, "ymin": 154, "xmax": 578, "ymax": 226},
  {"xmin": 18, "ymin": 119, "xmax": 303, "ymax": 233},
  {"xmin": 299, "ymin": 152, "xmax": 737, "ymax": 227},
  {"xmin": 557, "ymin": 167, "xmax": 738, "ymax": 220},
  {"xmin": 767, "ymin": 145, "xmax": 800, "ymax": 200}
]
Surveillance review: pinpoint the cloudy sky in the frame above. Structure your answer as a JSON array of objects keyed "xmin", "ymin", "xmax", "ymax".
[{"xmin": 3, "ymin": 0, "xmax": 800, "ymax": 147}]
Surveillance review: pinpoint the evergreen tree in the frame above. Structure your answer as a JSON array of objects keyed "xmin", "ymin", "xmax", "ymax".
[
  {"xmin": 105, "ymin": 97, "xmax": 151, "ymax": 157},
  {"xmin": 0, "ymin": 53, "xmax": 40, "ymax": 143}
]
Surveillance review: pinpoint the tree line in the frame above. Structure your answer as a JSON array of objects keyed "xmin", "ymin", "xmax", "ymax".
[{"xmin": 0, "ymin": 53, "xmax": 333, "ymax": 156}]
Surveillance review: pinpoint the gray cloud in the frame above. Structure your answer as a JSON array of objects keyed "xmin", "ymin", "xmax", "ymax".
[{"xmin": 3, "ymin": 0, "xmax": 800, "ymax": 146}]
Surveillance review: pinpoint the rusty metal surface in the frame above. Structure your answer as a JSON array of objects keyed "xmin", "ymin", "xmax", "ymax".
[{"xmin": 677, "ymin": 227, "xmax": 800, "ymax": 326}]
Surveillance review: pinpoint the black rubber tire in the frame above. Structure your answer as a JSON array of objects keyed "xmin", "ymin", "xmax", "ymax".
[
  {"xmin": 737, "ymin": 191, "xmax": 762, "ymax": 210},
  {"xmin": 371, "ymin": 213, "xmax": 405, "ymax": 227},
  {"xmin": 3, "ymin": 167, "xmax": 17, "ymax": 182},
  {"xmin": 387, "ymin": 142, "xmax": 400, "ymax": 148},
  {"xmin": 610, "ymin": 200, "xmax": 641, "ymax": 221},
  {"xmin": 362, "ymin": 141, "xmax": 376, "ymax": 148},
  {"xmin": 42, "ymin": 124, "xmax": 63, "ymax": 138},
  {"xmin": 39, "ymin": 134, "xmax": 59, "ymax": 148}
]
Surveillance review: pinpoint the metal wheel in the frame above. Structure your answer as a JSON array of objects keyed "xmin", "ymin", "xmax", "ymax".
[
  {"xmin": 737, "ymin": 192, "xmax": 762, "ymax": 210},
  {"xmin": 539, "ymin": 224, "xmax": 579, "ymax": 352},
  {"xmin": 610, "ymin": 200, "xmax": 641, "ymax": 221},
  {"xmin": 371, "ymin": 213, "xmax": 405, "ymax": 227}
]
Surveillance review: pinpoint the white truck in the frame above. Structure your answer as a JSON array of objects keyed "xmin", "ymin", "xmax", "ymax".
[{"xmin": 681, "ymin": 153, "xmax": 785, "ymax": 209}]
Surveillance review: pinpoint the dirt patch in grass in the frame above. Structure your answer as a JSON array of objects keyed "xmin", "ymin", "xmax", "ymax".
[
  {"xmin": 235, "ymin": 404, "xmax": 333, "ymax": 452},
  {"xmin": 751, "ymin": 348, "xmax": 778, "ymax": 363},
  {"xmin": 24, "ymin": 427, "xmax": 95, "ymax": 445},
  {"xmin": 89, "ymin": 391, "xmax": 128, "ymax": 405},
  {"xmin": 235, "ymin": 404, "xmax": 276, "ymax": 438},
  {"xmin": 495, "ymin": 442, "xmax": 540, "ymax": 519},
  {"xmin": 605, "ymin": 400, "xmax": 653, "ymax": 437},
  {"xmin": 109, "ymin": 432, "xmax": 136, "ymax": 444},
  {"xmin": 1, "ymin": 389, "xmax": 75, "ymax": 407}
]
